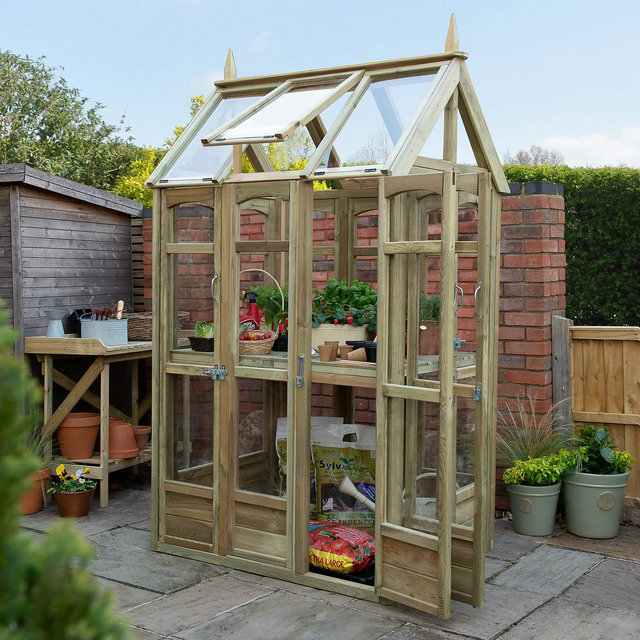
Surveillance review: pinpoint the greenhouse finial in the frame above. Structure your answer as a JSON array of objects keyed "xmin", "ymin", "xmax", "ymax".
[
  {"xmin": 445, "ymin": 14, "xmax": 459, "ymax": 52},
  {"xmin": 224, "ymin": 49, "xmax": 237, "ymax": 80}
]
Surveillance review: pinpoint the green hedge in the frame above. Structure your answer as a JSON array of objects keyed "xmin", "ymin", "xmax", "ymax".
[{"xmin": 504, "ymin": 166, "xmax": 640, "ymax": 326}]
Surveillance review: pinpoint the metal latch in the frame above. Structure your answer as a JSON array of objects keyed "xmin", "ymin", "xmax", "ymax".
[
  {"xmin": 296, "ymin": 355, "xmax": 304, "ymax": 388},
  {"xmin": 473, "ymin": 382, "xmax": 482, "ymax": 402},
  {"xmin": 204, "ymin": 364, "xmax": 228, "ymax": 381}
]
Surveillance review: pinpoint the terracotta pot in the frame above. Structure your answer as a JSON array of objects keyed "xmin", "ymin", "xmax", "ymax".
[
  {"xmin": 418, "ymin": 322, "xmax": 440, "ymax": 355},
  {"xmin": 108, "ymin": 419, "xmax": 139, "ymax": 459},
  {"xmin": 53, "ymin": 487, "xmax": 95, "ymax": 517},
  {"xmin": 338, "ymin": 345, "xmax": 353, "ymax": 359},
  {"xmin": 348, "ymin": 347, "xmax": 367, "ymax": 361},
  {"xmin": 19, "ymin": 468, "xmax": 50, "ymax": 515},
  {"xmin": 318, "ymin": 344, "xmax": 334, "ymax": 362},
  {"xmin": 132, "ymin": 425, "xmax": 151, "ymax": 450},
  {"xmin": 324, "ymin": 341, "xmax": 339, "ymax": 360},
  {"xmin": 57, "ymin": 412, "xmax": 100, "ymax": 459}
]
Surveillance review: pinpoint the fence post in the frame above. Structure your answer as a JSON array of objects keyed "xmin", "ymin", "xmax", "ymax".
[{"xmin": 552, "ymin": 314, "xmax": 573, "ymax": 433}]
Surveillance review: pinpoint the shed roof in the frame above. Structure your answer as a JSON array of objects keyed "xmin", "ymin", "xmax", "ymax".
[
  {"xmin": 147, "ymin": 16, "xmax": 508, "ymax": 194},
  {"xmin": 0, "ymin": 164, "xmax": 143, "ymax": 217}
]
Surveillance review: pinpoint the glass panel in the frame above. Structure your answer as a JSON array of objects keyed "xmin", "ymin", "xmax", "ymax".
[
  {"xmin": 328, "ymin": 74, "xmax": 436, "ymax": 169},
  {"xmin": 455, "ymin": 396, "xmax": 476, "ymax": 528},
  {"xmin": 216, "ymin": 87, "xmax": 338, "ymax": 143},
  {"xmin": 163, "ymin": 95, "xmax": 256, "ymax": 182},
  {"xmin": 167, "ymin": 373, "xmax": 213, "ymax": 487},
  {"xmin": 312, "ymin": 208, "xmax": 336, "ymax": 288},
  {"xmin": 172, "ymin": 251, "xmax": 215, "ymax": 352},
  {"xmin": 237, "ymin": 378, "xmax": 286, "ymax": 496},
  {"xmin": 354, "ymin": 209, "xmax": 378, "ymax": 285},
  {"xmin": 173, "ymin": 203, "xmax": 214, "ymax": 244}
]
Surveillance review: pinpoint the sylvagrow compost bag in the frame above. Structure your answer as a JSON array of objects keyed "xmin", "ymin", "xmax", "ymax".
[
  {"xmin": 308, "ymin": 521, "xmax": 375, "ymax": 574},
  {"xmin": 275, "ymin": 417, "xmax": 344, "ymax": 520},
  {"xmin": 311, "ymin": 423, "xmax": 376, "ymax": 533}
]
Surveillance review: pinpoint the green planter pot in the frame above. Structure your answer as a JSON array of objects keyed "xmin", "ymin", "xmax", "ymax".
[
  {"xmin": 563, "ymin": 471, "xmax": 630, "ymax": 539},
  {"xmin": 506, "ymin": 482, "xmax": 560, "ymax": 536}
]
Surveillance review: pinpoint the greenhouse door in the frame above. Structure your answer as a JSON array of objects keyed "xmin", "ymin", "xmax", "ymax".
[{"xmin": 375, "ymin": 173, "xmax": 499, "ymax": 618}]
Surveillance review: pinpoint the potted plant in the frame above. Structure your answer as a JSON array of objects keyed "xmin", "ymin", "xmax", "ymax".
[
  {"xmin": 311, "ymin": 278, "xmax": 376, "ymax": 349},
  {"xmin": 563, "ymin": 425, "xmax": 635, "ymax": 539},
  {"xmin": 418, "ymin": 293, "xmax": 440, "ymax": 354},
  {"xmin": 252, "ymin": 282, "xmax": 289, "ymax": 352},
  {"xmin": 495, "ymin": 394, "xmax": 573, "ymax": 511},
  {"xmin": 19, "ymin": 419, "xmax": 51, "ymax": 515},
  {"xmin": 47, "ymin": 463, "xmax": 97, "ymax": 517},
  {"xmin": 503, "ymin": 450, "xmax": 575, "ymax": 536},
  {"xmin": 189, "ymin": 321, "xmax": 214, "ymax": 352}
]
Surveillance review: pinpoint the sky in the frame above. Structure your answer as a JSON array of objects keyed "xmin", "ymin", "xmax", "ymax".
[{"xmin": 2, "ymin": 0, "xmax": 640, "ymax": 168}]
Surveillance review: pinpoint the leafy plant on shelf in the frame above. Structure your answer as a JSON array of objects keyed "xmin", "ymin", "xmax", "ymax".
[
  {"xmin": 47, "ymin": 464, "xmax": 97, "ymax": 494},
  {"xmin": 503, "ymin": 450, "xmax": 576, "ymax": 487},
  {"xmin": 251, "ymin": 283, "xmax": 289, "ymax": 333},
  {"xmin": 194, "ymin": 321, "xmax": 214, "ymax": 339},
  {"xmin": 312, "ymin": 278, "xmax": 377, "ymax": 331},
  {"xmin": 573, "ymin": 425, "xmax": 634, "ymax": 474},
  {"xmin": 419, "ymin": 294, "xmax": 440, "ymax": 323}
]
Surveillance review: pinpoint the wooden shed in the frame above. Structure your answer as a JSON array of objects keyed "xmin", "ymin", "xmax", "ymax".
[
  {"xmin": 0, "ymin": 164, "xmax": 142, "ymax": 354},
  {"xmin": 146, "ymin": 18, "xmax": 509, "ymax": 618}
]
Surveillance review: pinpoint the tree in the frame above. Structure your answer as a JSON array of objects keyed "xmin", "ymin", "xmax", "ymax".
[
  {"xmin": 504, "ymin": 144, "xmax": 564, "ymax": 166},
  {"xmin": 0, "ymin": 51, "xmax": 139, "ymax": 192},
  {"xmin": 0, "ymin": 304, "xmax": 131, "ymax": 639}
]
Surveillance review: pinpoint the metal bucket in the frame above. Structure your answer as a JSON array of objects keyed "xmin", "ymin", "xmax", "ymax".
[{"xmin": 80, "ymin": 319, "xmax": 128, "ymax": 346}]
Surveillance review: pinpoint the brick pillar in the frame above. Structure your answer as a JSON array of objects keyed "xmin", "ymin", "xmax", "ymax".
[{"xmin": 499, "ymin": 182, "xmax": 566, "ymax": 412}]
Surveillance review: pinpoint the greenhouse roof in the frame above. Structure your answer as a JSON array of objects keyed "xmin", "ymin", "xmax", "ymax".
[{"xmin": 147, "ymin": 16, "xmax": 509, "ymax": 194}]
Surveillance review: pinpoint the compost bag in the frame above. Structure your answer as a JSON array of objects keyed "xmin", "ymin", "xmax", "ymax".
[{"xmin": 308, "ymin": 521, "xmax": 375, "ymax": 574}]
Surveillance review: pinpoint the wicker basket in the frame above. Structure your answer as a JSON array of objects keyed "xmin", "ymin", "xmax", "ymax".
[
  {"xmin": 124, "ymin": 311, "xmax": 189, "ymax": 341},
  {"xmin": 238, "ymin": 330, "xmax": 278, "ymax": 355}
]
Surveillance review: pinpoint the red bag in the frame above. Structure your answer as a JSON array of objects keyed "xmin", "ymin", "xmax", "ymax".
[{"xmin": 308, "ymin": 521, "xmax": 375, "ymax": 574}]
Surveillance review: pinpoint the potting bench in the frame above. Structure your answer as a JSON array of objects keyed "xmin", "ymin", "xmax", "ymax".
[{"xmin": 25, "ymin": 336, "xmax": 152, "ymax": 507}]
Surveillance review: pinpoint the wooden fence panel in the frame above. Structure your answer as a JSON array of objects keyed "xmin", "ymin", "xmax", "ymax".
[{"xmin": 570, "ymin": 326, "xmax": 640, "ymax": 507}]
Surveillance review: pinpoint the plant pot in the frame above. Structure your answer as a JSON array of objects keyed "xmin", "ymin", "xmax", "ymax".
[
  {"xmin": 506, "ymin": 482, "xmax": 560, "ymax": 536},
  {"xmin": 132, "ymin": 425, "xmax": 151, "ymax": 450},
  {"xmin": 495, "ymin": 466, "xmax": 511, "ymax": 511},
  {"xmin": 53, "ymin": 487, "xmax": 95, "ymax": 517},
  {"xmin": 108, "ymin": 419, "xmax": 139, "ymax": 459},
  {"xmin": 311, "ymin": 324, "xmax": 367, "ymax": 351},
  {"xmin": 563, "ymin": 471, "xmax": 630, "ymax": 539},
  {"xmin": 188, "ymin": 336, "xmax": 214, "ymax": 352},
  {"xmin": 418, "ymin": 321, "xmax": 439, "ymax": 355},
  {"xmin": 57, "ymin": 412, "xmax": 100, "ymax": 459},
  {"xmin": 19, "ymin": 468, "xmax": 50, "ymax": 515}
]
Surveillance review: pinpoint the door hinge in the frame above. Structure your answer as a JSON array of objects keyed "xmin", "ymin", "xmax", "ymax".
[{"xmin": 473, "ymin": 382, "xmax": 482, "ymax": 402}]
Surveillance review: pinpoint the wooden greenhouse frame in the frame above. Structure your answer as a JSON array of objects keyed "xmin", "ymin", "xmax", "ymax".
[{"xmin": 146, "ymin": 17, "xmax": 509, "ymax": 618}]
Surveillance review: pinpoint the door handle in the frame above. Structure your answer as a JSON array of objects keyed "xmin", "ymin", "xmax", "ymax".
[{"xmin": 474, "ymin": 281, "xmax": 482, "ymax": 322}]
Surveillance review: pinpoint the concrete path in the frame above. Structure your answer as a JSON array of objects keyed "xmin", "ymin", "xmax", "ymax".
[{"xmin": 21, "ymin": 478, "xmax": 640, "ymax": 640}]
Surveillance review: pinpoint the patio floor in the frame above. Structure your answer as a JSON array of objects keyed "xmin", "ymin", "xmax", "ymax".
[{"xmin": 20, "ymin": 467, "xmax": 640, "ymax": 640}]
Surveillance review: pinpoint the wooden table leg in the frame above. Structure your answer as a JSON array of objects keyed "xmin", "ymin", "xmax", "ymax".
[{"xmin": 99, "ymin": 362, "xmax": 110, "ymax": 508}]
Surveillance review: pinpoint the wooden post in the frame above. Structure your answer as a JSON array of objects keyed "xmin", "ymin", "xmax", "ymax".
[{"xmin": 552, "ymin": 314, "xmax": 574, "ymax": 434}]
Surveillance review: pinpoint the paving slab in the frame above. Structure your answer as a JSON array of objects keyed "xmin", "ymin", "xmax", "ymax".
[
  {"xmin": 130, "ymin": 574, "xmax": 275, "ymax": 636},
  {"xmin": 228, "ymin": 569, "xmax": 356, "ymax": 605},
  {"xmin": 175, "ymin": 590, "xmax": 403, "ymax": 640},
  {"xmin": 561, "ymin": 557, "xmax": 640, "ymax": 611},
  {"xmin": 20, "ymin": 488, "xmax": 151, "ymax": 537},
  {"xmin": 381, "ymin": 624, "xmax": 467, "ymax": 639},
  {"xmin": 487, "ymin": 520, "xmax": 547, "ymax": 562},
  {"xmin": 484, "ymin": 557, "xmax": 509, "ymax": 580},
  {"xmin": 348, "ymin": 582, "xmax": 549, "ymax": 640},
  {"xmin": 89, "ymin": 526, "xmax": 228, "ymax": 593},
  {"xmin": 548, "ymin": 523, "xmax": 640, "ymax": 562},
  {"xmin": 490, "ymin": 545, "xmax": 602, "ymax": 596},
  {"xmin": 499, "ymin": 596, "xmax": 640, "ymax": 639},
  {"xmin": 95, "ymin": 576, "xmax": 162, "ymax": 612}
]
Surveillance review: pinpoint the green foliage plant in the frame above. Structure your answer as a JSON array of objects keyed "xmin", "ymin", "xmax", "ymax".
[
  {"xmin": 0, "ymin": 305, "xmax": 131, "ymax": 639},
  {"xmin": 194, "ymin": 321, "xmax": 215, "ymax": 339},
  {"xmin": 311, "ymin": 278, "xmax": 377, "ymax": 331},
  {"xmin": 504, "ymin": 165, "xmax": 640, "ymax": 326},
  {"xmin": 503, "ymin": 450, "xmax": 577, "ymax": 486},
  {"xmin": 496, "ymin": 394, "xmax": 573, "ymax": 468},
  {"xmin": 251, "ymin": 282, "xmax": 288, "ymax": 331},
  {"xmin": 573, "ymin": 425, "xmax": 635, "ymax": 475},
  {"xmin": 418, "ymin": 294, "xmax": 440, "ymax": 323},
  {"xmin": 0, "ymin": 50, "xmax": 139, "ymax": 194}
]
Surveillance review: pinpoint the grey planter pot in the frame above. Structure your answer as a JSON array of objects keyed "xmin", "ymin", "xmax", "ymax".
[
  {"xmin": 563, "ymin": 471, "xmax": 630, "ymax": 539},
  {"xmin": 506, "ymin": 482, "xmax": 560, "ymax": 536}
]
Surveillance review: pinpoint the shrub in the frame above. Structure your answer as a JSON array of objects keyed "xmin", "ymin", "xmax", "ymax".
[
  {"xmin": 504, "ymin": 165, "xmax": 640, "ymax": 325},
  {"xmin": 573, "ymin": 425, "xmax": 635, "ymax": 474},
  {"xmin": 503, "ymin": 450, "xmax": 577, "ymax": 486}
]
